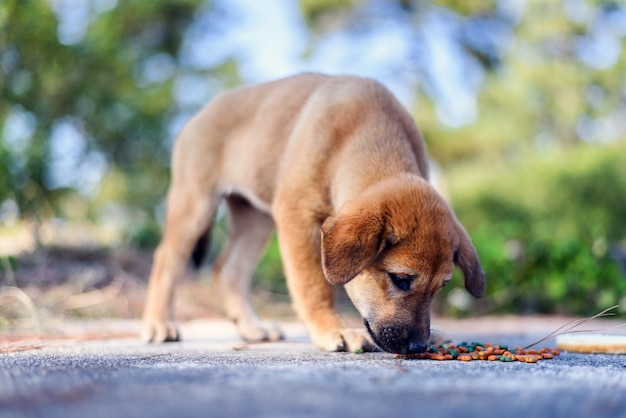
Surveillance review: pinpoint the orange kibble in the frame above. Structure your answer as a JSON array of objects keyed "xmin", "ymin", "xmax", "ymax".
[
  {"xmin": 515, "ymin": 354, "xmax": 540, "ymax": 363},
  {"xmin": 406, "ymin": 343, "xmax": 558, "ymax": 363}
]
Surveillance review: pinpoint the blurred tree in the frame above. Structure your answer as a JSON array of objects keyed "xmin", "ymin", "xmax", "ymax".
[
  {"xmin": 299, "ymin": 0, "xmax": 625, "ymax": 160},
  {"xmin": 441, "ymin": 0, "xmax": 626, "ymax": 315},
  {"xmin": 0, "ymin": 0, "xmax": 239, "ymax": 235}
]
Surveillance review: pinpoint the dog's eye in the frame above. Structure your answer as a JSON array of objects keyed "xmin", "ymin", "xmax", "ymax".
[{"xmin": 388, "ymin": 273, "xmax": 414, "ymax": 292}]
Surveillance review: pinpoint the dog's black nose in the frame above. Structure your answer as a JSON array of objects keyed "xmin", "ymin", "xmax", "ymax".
[{"xmin": 407, "ymin": 342, "xmax": 427, "ymax": 354}]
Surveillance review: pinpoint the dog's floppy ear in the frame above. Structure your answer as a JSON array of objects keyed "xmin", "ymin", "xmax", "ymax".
[
  {"xmin": 454, "ymin": 222, "xmax": 485, "ymax": 298},
  {"xmin": 321, "ymin": 209, "xmax": 385, "ymax": 285}
]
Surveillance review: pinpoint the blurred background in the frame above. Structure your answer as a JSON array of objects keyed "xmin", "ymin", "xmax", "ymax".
[{"xmin": 1, "ymin": 0, "xmax": 625, "ymax": 330}]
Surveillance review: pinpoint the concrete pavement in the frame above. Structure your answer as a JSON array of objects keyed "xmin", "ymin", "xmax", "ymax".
[{"xmin": 1, "ymin": 318, "xmax": 625, "ymax": 418}]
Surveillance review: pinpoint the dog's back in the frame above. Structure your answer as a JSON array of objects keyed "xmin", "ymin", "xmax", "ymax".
[{"xmin": 173, "ymin": 73, "xmax": 429, "ymax": 212}]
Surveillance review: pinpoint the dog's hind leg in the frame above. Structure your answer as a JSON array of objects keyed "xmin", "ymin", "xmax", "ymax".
[
  {"xmin": 142, "ymin": 182, "xmax": 219, "ymax": 343},
  {"xmin": 212, "ymin": 194, "xmax": 282, "ymax": 342}
]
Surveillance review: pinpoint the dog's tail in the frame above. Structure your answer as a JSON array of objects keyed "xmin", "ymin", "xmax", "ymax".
[{"xmin": 190, "ymin": 226, "xmax": 211, "ymax": 269}]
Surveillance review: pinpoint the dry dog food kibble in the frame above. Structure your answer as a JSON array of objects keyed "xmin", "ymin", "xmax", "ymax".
[{"xmin": 396, "ymin": 342, "xmax": 560, "ymax": 363}]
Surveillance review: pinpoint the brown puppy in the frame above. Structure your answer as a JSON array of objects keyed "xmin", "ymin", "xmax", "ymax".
[{"xmin": 142, "ymin": 73, "xmax": 485, "ymax": 354}]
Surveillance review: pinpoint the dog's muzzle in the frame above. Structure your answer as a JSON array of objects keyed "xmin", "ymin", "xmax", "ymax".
[{"xmin": 364, "ymin": 320, "xmax": 429, "ymax": 354}]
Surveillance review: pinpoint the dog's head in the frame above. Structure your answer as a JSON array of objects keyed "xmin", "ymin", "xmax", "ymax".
[{"xmin": 321, "ymin": 175, "xmax": 484, "ymax": 354}]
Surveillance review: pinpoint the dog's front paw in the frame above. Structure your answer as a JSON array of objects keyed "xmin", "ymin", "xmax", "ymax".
[
  {"xmin": 311, "ymin": 328, "xmax": 375, "ymax": 352},
  {"xmin": 142, "ymin": 319, "xmax": 180, "ymax": 343},
  {"xmin": 236, "ymin": 318, "xmax": 283, "ymax": 342}
]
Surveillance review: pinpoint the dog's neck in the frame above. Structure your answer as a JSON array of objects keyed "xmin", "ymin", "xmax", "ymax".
[{"xmin": 331, "ymin": 167, "xmax": 429, "ymax": 213}]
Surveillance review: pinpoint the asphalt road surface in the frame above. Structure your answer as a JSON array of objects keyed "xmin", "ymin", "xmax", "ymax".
[{"xmin": 1, "ymin": 319, "xmax": 625, "ymax": 418}]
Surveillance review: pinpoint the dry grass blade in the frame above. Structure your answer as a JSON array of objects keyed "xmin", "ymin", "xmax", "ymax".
[
  {"xmin": 0, "ymin": 286, "xmax": 40, "ymax": 329},
  {"xmin": 522, "ymin": 305, "xmax": 622, "ymax": 350},
  {"xmin": 0, "ymin": 339, "xmax": 44, "ymax": 354}
]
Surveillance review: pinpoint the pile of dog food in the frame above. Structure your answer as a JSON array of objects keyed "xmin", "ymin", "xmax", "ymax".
[{"xmin": 397, "ymin": 342, "xmax": 560, "ymax": 363}]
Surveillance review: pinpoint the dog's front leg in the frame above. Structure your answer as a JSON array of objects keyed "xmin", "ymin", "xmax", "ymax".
[{"xmin": 275, "ymin": 211, "xmax": 374, "ymax": 352}]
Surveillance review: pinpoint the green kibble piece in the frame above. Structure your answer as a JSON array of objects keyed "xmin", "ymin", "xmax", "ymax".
[
  {"xmin": 500, "ymin": 344, "xmax": 508, "ymax": 350},
  {"xmin": 499, "ymin": 356, "xmax": 513, "ymax": 362},
  {"xmin": 448, "ymin": 349, "xmax": 459, "ymax": 358},
  {"xmin": 354, "ymin": 349, "xmax": 364, "ymax": 354}
]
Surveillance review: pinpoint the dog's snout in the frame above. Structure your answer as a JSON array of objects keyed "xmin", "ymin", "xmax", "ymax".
[
  {"xmin": 365, "ymin": 319, "xmax": 433, "ymax": 354},
  {"xmin": 407, "ymin": 342, "xmax": 427, "ymax": 354}
]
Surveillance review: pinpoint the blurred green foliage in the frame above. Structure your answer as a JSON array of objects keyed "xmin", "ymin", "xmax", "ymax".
[
  {"xmin": 442, "ymin": 141, "xmax": 626, "ymax": 316},
  {"xmin": 254, "ymin": 236, "xmax": 288, "ymax": 295},
  {"xmin": 128, "ymin": 219, "xmax": 163, "ymax": 250},
  {"xmin": 299, "ymin": 0, "xmax": 359, "ymax": 28},
  {"xmin": 0, "ymin": 0, "xmax": 238, "ymax": 227}
]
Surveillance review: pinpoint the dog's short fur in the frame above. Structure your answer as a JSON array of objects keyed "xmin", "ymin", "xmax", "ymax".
[{"xmin": 142, "ymin": 73, "xmax": 485, "ymax": 354}]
